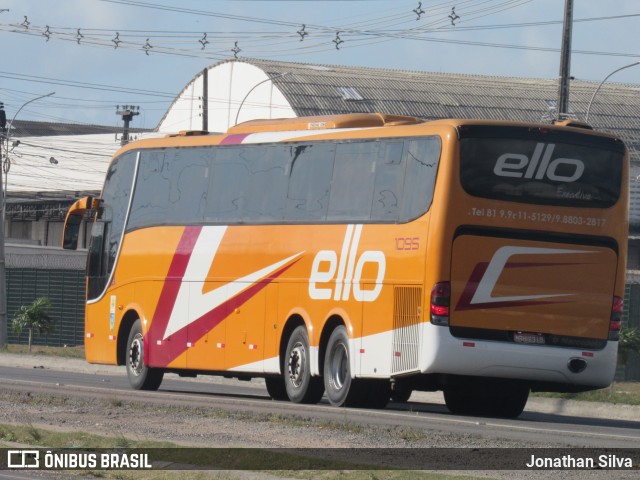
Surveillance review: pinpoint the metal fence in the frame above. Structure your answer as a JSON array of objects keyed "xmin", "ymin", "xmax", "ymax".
[
  {"xmin": 6, "ymin": 268, "xmax": 86, "ymax": 347},
  {"xmin": 618, "ymin": 283, "xmax": 640, "ymax": 381}
]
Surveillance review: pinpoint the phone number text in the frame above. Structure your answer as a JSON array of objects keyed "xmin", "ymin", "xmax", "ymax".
[{"xmin": 468, "ymin": 207, "xmax": 606, "ymax": 227}]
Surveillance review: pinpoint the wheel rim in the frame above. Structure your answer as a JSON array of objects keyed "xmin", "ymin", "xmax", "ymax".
[
  {"xmin": 129, "ymin": 333, "xmax": 144, "ymax": 377},
  {"xmin": 328, "ymin": 342, "xmax": 348, "ymax": 391},
  {"xmin": 288, "ymin": 342, "xmax": 306, "ymax": 388}
]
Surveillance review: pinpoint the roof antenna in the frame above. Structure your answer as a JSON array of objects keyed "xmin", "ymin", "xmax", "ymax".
[{"xmin": 413, "ymin": 2, "xmax": 425, "ymax": 20}]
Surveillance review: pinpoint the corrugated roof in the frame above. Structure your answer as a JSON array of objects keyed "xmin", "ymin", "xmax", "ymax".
[{"xmin": 218, "ymin": 59, "xmax": 640, "ymax": 163}]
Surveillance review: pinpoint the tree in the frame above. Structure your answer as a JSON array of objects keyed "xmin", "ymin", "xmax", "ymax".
[
  {"xmin": 618, "ymin": 326, "xmax": 640, "ymax": 366},
  {"xmin": 11, "ymin": 297, "xmax": 55, "ymax": 352}
]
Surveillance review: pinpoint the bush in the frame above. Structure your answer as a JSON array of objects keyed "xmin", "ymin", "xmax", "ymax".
[{"xmin": 11, "ymin": 297, "xmax": 55, "ymax": 353}]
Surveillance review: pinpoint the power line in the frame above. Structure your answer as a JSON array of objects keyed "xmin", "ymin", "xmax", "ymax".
[
  {"xmin": 3, "ymin": 6, "xmax": 639, "ymax": 61},
  {"xmin": 1, "ymin": 1, "xmax": 638, "ymax": 130},
  {"xmin": 428, "ymin": 12, "xmax": 640, "ymax": 32},
  {"xmin": 0, "ymin": 0, "xmax": 534, "ymax": 55},
  {"xmin": 0, "ymin": 71, "xmax": 180, "ymax": 98},
  {"xmin": 0, "ymin": 86, "xmax": 172, "ymax": 105}
]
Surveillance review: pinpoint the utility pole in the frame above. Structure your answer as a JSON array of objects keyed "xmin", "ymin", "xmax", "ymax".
[
  {"xmin": 0, "ymin": 92, "xmax": 55, "ymax": 347},
  {"xmin": 202, "ymin": 68, "xmax": 209, "ymax": 132},
  {"xmin": 116, "ymin": 105, "xmax": 140, "ymax": 146},
  {"xmin": 0, "ymin": 102, "xmax": 5, "ymax": 348},
  {"xmin": 557, "ymin": 0, "xmax": 574, "ymax": 120}
]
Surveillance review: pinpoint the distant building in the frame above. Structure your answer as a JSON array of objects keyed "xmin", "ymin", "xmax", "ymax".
[
  {"xmin": 160, "ymin": 58, "xmax": 640, "ymax": 165},
  {"xmin": 5, "ymin": 121, "xmax": 154, "ymax": 248},
  {"xmin": 3, "ymin": 122, "xmax": 153, "ymax": 348}
]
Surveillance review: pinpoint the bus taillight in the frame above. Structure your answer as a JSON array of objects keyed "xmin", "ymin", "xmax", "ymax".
[
  {"xmin": 430, "ymin": 282, "xmax": 450, "ymax": 326},
  {"xmin": 609, "ymin": 296, "xmax": 623, "ymax": 341}
]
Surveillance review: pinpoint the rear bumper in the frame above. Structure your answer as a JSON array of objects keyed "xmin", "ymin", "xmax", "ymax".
[{"xmin": 420, "ymin": 323, "xmax": 617, "ymax": 389}]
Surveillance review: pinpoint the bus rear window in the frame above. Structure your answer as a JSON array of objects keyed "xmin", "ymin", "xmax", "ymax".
[{"xmin": 459, "ymin": 136, "xmax": 623, "ymax": 208}]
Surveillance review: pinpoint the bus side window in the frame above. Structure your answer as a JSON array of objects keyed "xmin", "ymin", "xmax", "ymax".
[
  {"xmin": 400, "ymin": 138, "xmax": 441, "ymax": 221},
  {"xmin": 170, "ymin": 149, "xmax": 208, "ymax": 223},
  {"xmin": 242, "ymin": 145, "xmax": 288, "ymax": 222},
  {"xmin": 372, "ymin": 141, "xmax": 405, "ymax": 221},
  {"xmin": 129, "ymin": 151, "xmax": 170, "ymax": 229},
  {"xmin": 286, "ymin": 143, "xmax": 335, "ymax": 222},
  {"xmin": 328, "ymin": 141, "xmax": 378, "ymax": 221},
  {"xmin": 130, "ymin": 150, "xmax": 210, "ymax": 228},
  {"xmin": 207, "ymin": 148, "xmax": 249, "ymax": 222}
]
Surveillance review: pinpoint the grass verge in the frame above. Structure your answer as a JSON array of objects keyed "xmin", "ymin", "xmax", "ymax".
[
  {"xmin": 0, "ymin": 422, "xmax": 174, "ymax": 449},
  {"xmin": 532, "ymin": 382, "xmax": 640, "ymax": 405},
  {"xmin": 0, "ymin": 422, "xmax": 491, "ymax": 480},
  {"xmin": 0, "ymin": 343, "xmax": 85, "ymax": 358}
]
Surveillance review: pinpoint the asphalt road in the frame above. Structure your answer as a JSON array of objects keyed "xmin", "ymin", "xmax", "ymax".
[{"xmin": 0, "ymin": 357, "xmax": 639, "ymax": 450}]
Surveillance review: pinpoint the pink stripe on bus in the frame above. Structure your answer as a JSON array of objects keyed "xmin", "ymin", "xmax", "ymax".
[{"xmin": 220, "ymin": 133, "xmax": 250, "ymax": 145}]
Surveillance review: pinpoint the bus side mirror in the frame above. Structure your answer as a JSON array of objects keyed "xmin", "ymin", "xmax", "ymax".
[{"xmin": 62, "ymin": 196, "xmax": 102, "ymax": 250}]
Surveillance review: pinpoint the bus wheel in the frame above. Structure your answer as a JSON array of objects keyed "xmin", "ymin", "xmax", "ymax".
[
  {"xmin": 390, "ymin": 384, "xmax": 413, "ymax": 403},
  {"xmin": 126, "ymin": 319, "xmax": 164, "ymax": 391},
  {"xmin": 265, "ymin": 377, "xmax": 288, "ymax": 401},
  {"xmin": 323, "ymin": 325, "xmax": 361, "ymax": 407},
  {"xmin": 284, "ymin": 326, "xmax": 324, "ymax": 404},
  {"xmin": 443, "ymin": 384, "xmax": 529, "ymax": 418},
  {"xmin": 489, "ymin": 385, "xmax": 529, "ymax": 418}
]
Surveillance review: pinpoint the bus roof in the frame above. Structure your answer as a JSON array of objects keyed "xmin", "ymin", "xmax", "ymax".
[
  {"xmin": 228, "ymin": 113, "xmax": 422, "ymax": 133},
  {"xmin": 113, "ymin": 113, "xmax": 621, "ymax": 158}
]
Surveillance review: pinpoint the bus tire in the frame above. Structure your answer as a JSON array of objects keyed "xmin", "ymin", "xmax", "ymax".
[
  {"xmin": 490, "ymin": 385, "xmax": 529, "ymax": 418},
  {"xmin": 284, "ymin": 326, "xmax": 324, "ymax": 404},
  {"xmin": 442, "ymin": 387, "xmax": 472, "ymax": 416},
  {"xmin": 126, "ymin": 319, "xmax": 164, "ymax": 391},
  {"xmin": 265, "ymin": 376, "xmax": 288, "ymax": 401},
  {"xmin": 323, "ymin": 325, "xmax": 362, "ymax": 407},
  {"xmin": 390, "ymin": 384, "xmax": 413, "ymax": 403}
]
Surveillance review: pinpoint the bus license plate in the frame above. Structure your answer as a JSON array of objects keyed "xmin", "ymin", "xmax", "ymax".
[{"xmin": 514, "ymin": 332, "xmax": 545, "ymax": 345}]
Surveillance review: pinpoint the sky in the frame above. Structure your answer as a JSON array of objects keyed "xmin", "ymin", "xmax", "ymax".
[{"xmin": 1, "ymin": 0, "xmax": 639, "ymax": 129}]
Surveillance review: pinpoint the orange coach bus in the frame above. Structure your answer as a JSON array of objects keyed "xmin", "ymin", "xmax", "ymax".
[{"xmin": 63, "ymin": 113, "xmax": 628, "ymax": 417}]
